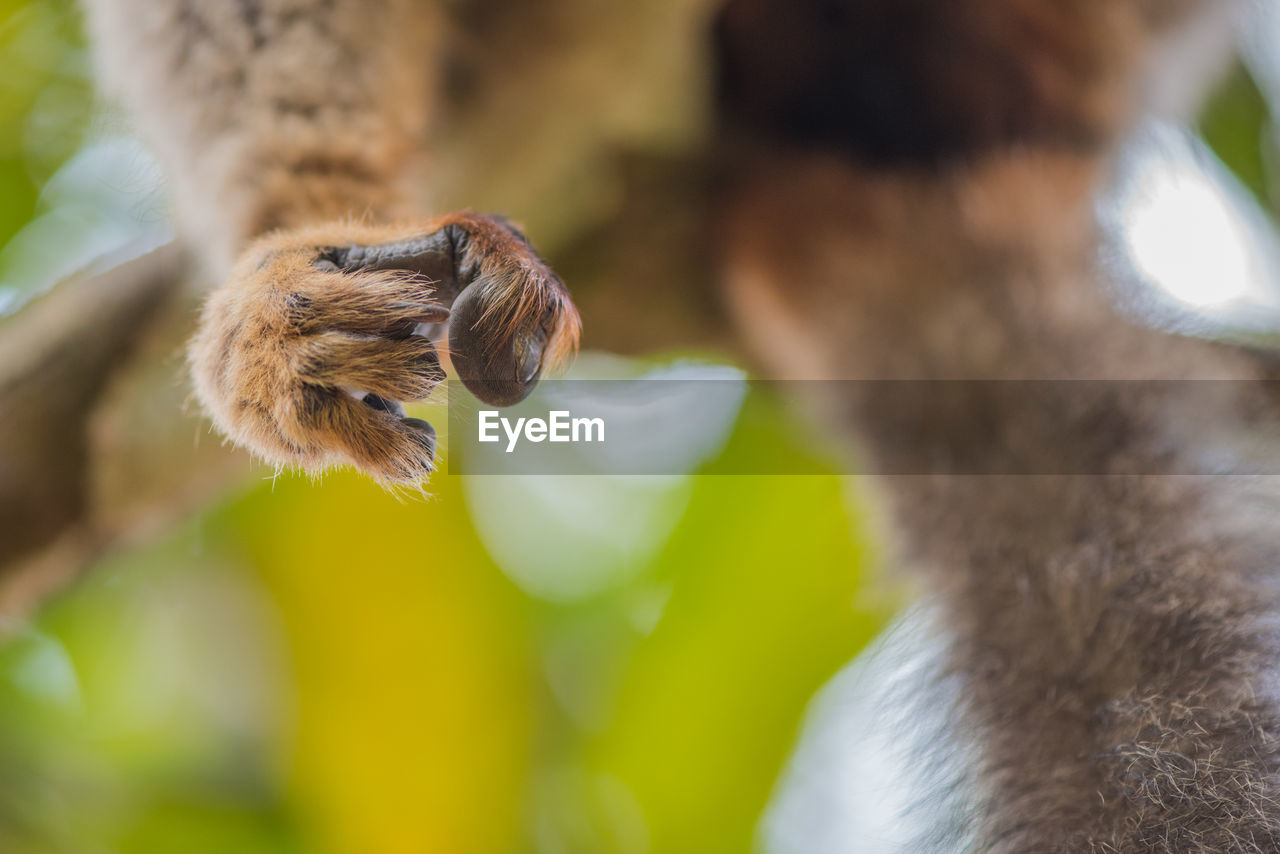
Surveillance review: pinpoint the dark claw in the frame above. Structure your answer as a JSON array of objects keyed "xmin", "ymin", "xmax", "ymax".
[
  {"xmin": 410, "ymin": 340, "xmax": 447, "ymax": 384},
  {"xmin": 362, "ymin": 393, "xmax": 406, "ymax": 417},
  {"xmin": 514, "ymin": 328, "xmax": 545, "ymax": 385},
  {"xmin": 448, "ymin": 285, "xmax": 544, "ymax": 407},
  {"xmin": 309, "ymin": 216, "xmax": 570, "ymax": 409},
  {"xmin": 315, "ymin": 233, "xmax": 458, "ymax": 299},
  {"xmin": 403, "ymin": 417, "xmax": 437, "ymax": 462},
  {"xmin": 389, "ymin": 302, "xmax": 451, "ymax": 325}
]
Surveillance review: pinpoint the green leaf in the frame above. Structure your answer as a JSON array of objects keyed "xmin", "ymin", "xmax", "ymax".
[{"xmin": 1199, "ymin": 61, "xmax": 1276, "ymax": 211}]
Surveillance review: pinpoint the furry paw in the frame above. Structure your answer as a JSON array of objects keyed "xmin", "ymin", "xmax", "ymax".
[{"xmin": 189, "ymin": 213, "xmax": 579, "ymax": 482}]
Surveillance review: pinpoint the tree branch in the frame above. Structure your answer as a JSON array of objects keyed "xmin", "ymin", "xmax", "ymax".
[{"xmin": 0, "ymin": 244, "xmax": 186, "ymax": 574}]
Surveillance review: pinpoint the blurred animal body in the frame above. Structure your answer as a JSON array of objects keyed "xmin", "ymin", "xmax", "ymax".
[{"xmin": 81, "ymin": 0, "xmax": 1280, "ymax": 850}]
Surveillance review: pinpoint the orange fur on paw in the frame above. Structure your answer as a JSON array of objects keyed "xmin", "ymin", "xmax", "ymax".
[{"xmin": 188, "ymin": 213, "xmax": 579, "ymax": 483}]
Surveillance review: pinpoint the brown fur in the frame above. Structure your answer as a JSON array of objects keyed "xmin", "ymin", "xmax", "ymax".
[
  {"xmin": 188, "ymin": 215, "xmax": 578, "ymax": 482},
  {"xmin": 84, "ymin": 0, "xmax": 1280, "ymax": 849},
  {"xmin": 83, "ymin": 0, "xmax": 579, "ymax": 482},
  {"xmin": 721, "ymin": 149, "xmax": 1280, "ymax": 851},
  {"xmin": 717, "ymin": 1, "xmax": 1280, "ymax": 850},
  {"xmin": 81, "ymin": 0, "xmax": 441, "ymax": 272}
]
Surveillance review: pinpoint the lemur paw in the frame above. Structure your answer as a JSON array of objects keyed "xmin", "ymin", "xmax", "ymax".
[{"xmin": 189, "ymin": 213, "xmax": 580, "ymax": 483}]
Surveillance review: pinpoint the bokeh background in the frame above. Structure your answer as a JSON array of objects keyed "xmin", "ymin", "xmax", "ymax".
[{"xmin": 2, "ymin": 1, "xmax": 1280, "ymax": 852}]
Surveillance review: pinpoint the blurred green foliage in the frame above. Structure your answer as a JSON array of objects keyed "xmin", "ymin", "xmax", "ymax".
[
  {"xmin": 1199, "ymin": 61, "xmax": 1278, "ymax": 211},
  {"xmin": 0, "ymin": 399, "xmax": 884, "ymax": 854},
  {"xmin": 0, "ymin": 0, "xmax": 90, "ymax": 250}
]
